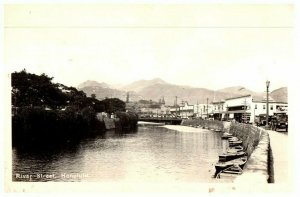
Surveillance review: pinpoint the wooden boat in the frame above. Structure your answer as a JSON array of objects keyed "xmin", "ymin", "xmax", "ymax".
[
  {"xmin": 216, "ymin": 165, "xmax": 243, "ymax": 179},
  {"xmin": 228, "ymin": 137, "xmax": 239, "ymax": 142},
  {"xmin": 219, "ymin": 151, "xmax": 245, "ymax": 162},
  {"xmin": 229, "ymin": 140, "xmax": 243, "ymax": 147},
  {"xmin": 227, "ymin": 148, "xmax": 242, "ymax": 154},
  {"xmin": 221, "ymin": 133, "xmax": 233, "ymax": 139},
  {"xmin": 215, "ymin": 156, "xmax": 247, "ymax": 173},
  {"xmin": 232, "ymin": 145, "xmax": 244, "ymax": 151}
]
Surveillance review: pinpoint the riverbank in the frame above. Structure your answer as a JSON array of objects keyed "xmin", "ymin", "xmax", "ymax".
[
  {"xmin": 181, "ymin": 119, "xmax": 224, "ymax": 131},
  {"xmin": 178, "ymin": 119, "xmax": 273, "ymax": 183},
  {"xmin": 137, "ymin": 121, "xmax": 165, "ymax": 126},
  {"xmin": 162, "ymin": 125, "xmax": 210, "ymax": 132}
]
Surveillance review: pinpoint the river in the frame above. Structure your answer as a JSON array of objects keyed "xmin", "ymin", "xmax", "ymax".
[{"xmin": 12, "ymin": 125, "xmax": 227, "ymax": 183}]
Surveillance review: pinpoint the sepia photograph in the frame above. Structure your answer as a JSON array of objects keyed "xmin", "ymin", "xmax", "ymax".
[{"xmin": 2, "ymin": 0, "xmax": 297, "ymax": 193}]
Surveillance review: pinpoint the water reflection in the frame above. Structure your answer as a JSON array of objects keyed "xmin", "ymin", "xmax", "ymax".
[{"xmin": 13, "ymin": 126, "xmax": 224, "ymax": 182}]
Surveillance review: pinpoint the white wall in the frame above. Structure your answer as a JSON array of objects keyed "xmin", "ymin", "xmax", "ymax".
[{"xmin": 225, "ymin": 95, "xmax": 252, "ymax": 108}]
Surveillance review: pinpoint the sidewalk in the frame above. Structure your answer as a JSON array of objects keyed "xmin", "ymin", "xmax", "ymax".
[{"xmin": 266, "ymin": 129, "xmax": 289, "ymax": 183}]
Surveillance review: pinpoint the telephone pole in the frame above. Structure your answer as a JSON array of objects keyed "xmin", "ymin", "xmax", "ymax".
[
  {"xmin": 197, "ymin": 100, "xmax": 199, "ymax": 117},
  {"xmin": 175, "ymin": 96, "xmax": 177, "ymax": 117},
  {"xmin": 206, "ymin": 97, "xmax": 209, "ymax": 119},
  {"xmin": 266, "ymin": 81, "xmax": 270, "ymax": 128}
]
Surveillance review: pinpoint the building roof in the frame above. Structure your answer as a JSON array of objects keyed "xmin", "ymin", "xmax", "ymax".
[
  {"xmin": 252, "ymin": 100, "xmax": 288, "ymax": 104},
  {"xmin": 212, "ymin": 101, "xmax": 225, "ymax": 104},
  {"xmin": 225, "ymin": 94, "xmax": 252, "ymax": 101},
  {"xmin": 225, "ymin": 94, "xmax": 288, "ymax": 104}
]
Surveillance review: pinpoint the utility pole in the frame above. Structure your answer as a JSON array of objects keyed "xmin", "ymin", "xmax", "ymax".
[
  {"xmin": 243, "ymin": 98, "xmax": 247, "ymax": 123},
  {"xmin": 197, "ymin": 100, "xmax": 199, "ymax": 117},
  {"xmin": 175, "ymin": 96, "xmax": 177, "ymax": 117},
  {"xmin": 266, "ymin": 81, "xmax": 270, "ymax": 128},
  {"xmin": 206, "ymin": 98, "xmax": 209, "ymax": 119},
  {"xmin": 201, "ymin": 108, "xmax": 202, "ymax": 119}
]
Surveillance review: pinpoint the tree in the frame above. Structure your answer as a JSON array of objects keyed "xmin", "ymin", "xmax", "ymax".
[
  {"xmin": 91, "ymin": 94, "xmax": 96, "ymax": 99},
  {"xmin": 101, "ymin": 98, "xmax": 126, "ymax": 114},
  {"xmin": 11, "ymin": 70, "xmax": 67, "ymax": 108}
]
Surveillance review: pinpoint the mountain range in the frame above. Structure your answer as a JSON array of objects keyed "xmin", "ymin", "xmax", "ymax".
[{"xmin": 78, "ymin": 78, "xmax": 287, "ymax": 105}]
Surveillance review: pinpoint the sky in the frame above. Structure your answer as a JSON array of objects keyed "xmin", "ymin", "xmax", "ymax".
[{"xmin": 4, "ymin": 4, "xmax": 294, "ymax": 92}]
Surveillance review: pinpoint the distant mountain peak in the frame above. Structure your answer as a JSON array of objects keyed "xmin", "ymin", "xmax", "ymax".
[
  {"xmin": 78, "ymin": 80, "xmax": 110, "ymax": 89},
  {"xmin": 151, "ymin": 77, "xmax": 167, "ymax": 83},
  {"xmin": 122, "ymin": 78, "xmax": 168, "ymax": 92},
  {"xmin": 218, "ymin": 86, "xmax": 253, "ymax": 94}
]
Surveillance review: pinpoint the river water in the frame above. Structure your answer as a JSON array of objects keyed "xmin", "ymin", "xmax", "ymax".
[{"xmin": 12, "ymin": 125, "xmax": 226, "ymax": 183}]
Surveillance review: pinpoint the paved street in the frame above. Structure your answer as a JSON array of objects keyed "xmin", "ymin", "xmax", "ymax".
[{"xmin": 267, "ymin": 129, "xmax": 289, "ymax": 183}]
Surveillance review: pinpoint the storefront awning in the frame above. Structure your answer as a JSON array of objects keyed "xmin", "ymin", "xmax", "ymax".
[{"xmin": 223, "ymin": 110, "xmax": 248, "ymax": 114}]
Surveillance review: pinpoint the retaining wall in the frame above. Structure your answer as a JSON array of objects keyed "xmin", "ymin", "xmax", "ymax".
[
  {"xmin": 182, "ymin": 119, "xmax": 271, "ymax": 183},
  {"xmin": 234, "ymin": 126, "xmax": 271, "ymax": 183},
  {"xmin": 229, "ymin": 123, "xmax": 262, "ymax": 157},
  {"xmin": 181, "ymin": 119, "xmax": 224, "ymax": 131},
  {"xmin": 103, "ymin": 117, "xmax": 116, "ymax": 130},
  {"xmin": 227, "ymin": 123, "xmax": 271, "ymax": 183}
]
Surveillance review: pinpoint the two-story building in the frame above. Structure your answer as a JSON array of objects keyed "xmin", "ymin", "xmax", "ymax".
[
  {"xmin": 223, "ymin": 95, "xmax": 252, "ymax": 123},
  {"xmin": 219, "ymin": 94, "xmax": 288, "ymax": 123},
  {"xmin": 212, "ymin": 100, "xmax": 226, "ymax": 120},
  {"xmin": 193, "ymin": 103, "xmax": 214, "ymax": 119},
  {"xmin": 179, "ymin": 102, "xmax": 194, "ymax": 118},
  {"xmin": 251, "ymin": 96, "xmax": 288, "ymax": 122}
]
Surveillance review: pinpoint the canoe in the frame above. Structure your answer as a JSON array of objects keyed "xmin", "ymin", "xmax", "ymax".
[
  {"xmin": 227, "ymin": 148, "xmax": 243, "ymax": 154},
  {"xmin": 221, "ymin": 133, "xmax": 233, "ymax": 139},
  {"xmin": 232, "ymin": 145, "xmax": 244, "ymax": 151},
  {"xmin": 229, "ymin": 140, "xmax": 243, "ymax": 147},
  {"xmin": 219, "ymin": 151, "xmax": 245, "ymax": 162},
  {"xmin": 228, "ymin": 137, "xmax": 239, "ymax": 142},
  {"xmin": 216, "ymin": 165, "xmax": 243, "ymax": 179},
  {"xmin": 215, "ymin": 156, "xmax": 247, "ymax": 173}
]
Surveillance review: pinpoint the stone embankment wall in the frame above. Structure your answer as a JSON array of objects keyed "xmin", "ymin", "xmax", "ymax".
[
  {"xmin": 232, "ymin": 124, "xmax": 271, "ymax": 183},
  {"xmin": 103, "ymin": 117, "xmax": 116, "ymax": 129},
  {"xmin": 229, "ymin": 123, "xmax": 261, "ymax": 157},
  {"xmin": 182, "ymin": 119, "xmax": 271, "ymax": 183},
  {"xmin": 181, "ymin": 119, "xmax": 224, "ymax": 131},
  {"xmin": 223, "ymin": 122, "xmax": 271, "ymax": 183}
]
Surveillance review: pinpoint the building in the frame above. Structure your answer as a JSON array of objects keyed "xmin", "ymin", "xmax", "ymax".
[
  {"xmin": 218, "ymin": 94, "xmax": 288, "ymax": 123},
  {"xmin": 251, "ymin": 97, "xmax": 288, "ymax": 122},
  {"xmin": 211, "ymin": 100, "xmax": 226, "ymax": 120},
  {"xmin": 193, "ymin": 103, "xmax": 214, "ymax": 119},
  {"xmin": 179, "ymin": 102, "xmax": 194, "ymax": 118},
  {"xmin": 223, "ymin": 95, "xmax": 252, "ymax": 123}
]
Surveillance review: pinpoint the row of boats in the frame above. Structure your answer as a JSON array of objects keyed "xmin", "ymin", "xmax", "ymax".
[{"xmin": 214, "ymin": 133, "xmax": 248, "ymax": 179}]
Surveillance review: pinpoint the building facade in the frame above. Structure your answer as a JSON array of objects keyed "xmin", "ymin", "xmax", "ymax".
[
  {"xmin": 179, "ymin": 102, "xmax": 194, "ymax": 118},
  {"xmin": 212, "ymin": 101, "xmax": 226, "ymax": 120},
  {"xmin": 219, "ymin": 94, "xmax": 288, "ymax": 123},
  {"xmin": 193, "ymin": 103, "xmax": 214, "ymax": 119}
]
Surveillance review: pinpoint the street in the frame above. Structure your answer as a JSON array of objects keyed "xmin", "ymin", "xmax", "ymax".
[{"xmin": 267, "ymin": 129, "xmax": 289, "ymax": 183}]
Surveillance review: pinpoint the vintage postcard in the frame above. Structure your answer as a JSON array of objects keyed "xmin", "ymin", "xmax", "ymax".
[{"xmin": 2, "ymin": 1, "xmax": 296, "ymax": 194}]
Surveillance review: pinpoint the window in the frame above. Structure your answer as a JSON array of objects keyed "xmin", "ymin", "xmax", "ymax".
[
  {"xmin": 255, "ymin": 104, "xmax": 257, "ymax": 109},
  {"xmin": 270, "ymin": 105, "xmax": 273, "ymax": 110},
  {"xmin": 263, "ymin": 105, "xmax": 265, "ymax": 109}
]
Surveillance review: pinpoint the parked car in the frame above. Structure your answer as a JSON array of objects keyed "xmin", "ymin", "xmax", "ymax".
[{"xmin": 270, "ymin": 113, "xmax": 288, "ymax": 132}]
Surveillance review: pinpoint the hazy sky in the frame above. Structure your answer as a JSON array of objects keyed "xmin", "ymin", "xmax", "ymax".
[{"xmin": 4, "ymin": 4, "xmax": 294, "ymax": 92}]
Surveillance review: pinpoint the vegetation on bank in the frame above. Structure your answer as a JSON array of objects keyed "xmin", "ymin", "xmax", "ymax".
[{"xmin": 12, "ymin": 70, "xmax": 137, "ymax": 147}]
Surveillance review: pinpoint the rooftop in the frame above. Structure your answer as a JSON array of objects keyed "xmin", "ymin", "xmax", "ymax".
[{"xmin": 225, "ymin": 94, "xmax": 252, "ymax": 101}]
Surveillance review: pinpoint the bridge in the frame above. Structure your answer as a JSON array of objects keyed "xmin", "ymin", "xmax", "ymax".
[{"xmin": 138, "ymin": 117, "xmax": 183, "ymax": 125}]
